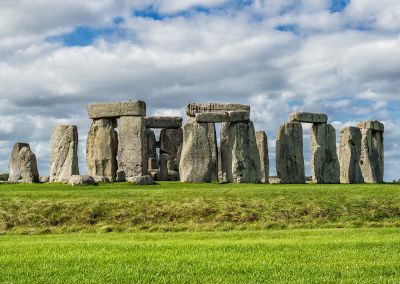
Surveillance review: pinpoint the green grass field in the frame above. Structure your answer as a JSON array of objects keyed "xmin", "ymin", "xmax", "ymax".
[{"xmin": 1, "ymin": 182, "xmax": 400, "ymax": 283}]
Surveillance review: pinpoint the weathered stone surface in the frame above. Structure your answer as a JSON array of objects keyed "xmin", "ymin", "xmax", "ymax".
[
  {"xmin": 275, "ymin": 122, "xmax": 305, "ymax": 184},
  {"xmin": 339, "ymin": 127, "xmax": 363, "ymax": 183},
  {"xmin": 40, "ymin": 176, "xmax": 50, "ymax": 183},
  {"xmin": 148, "ymin": 158, "xmax": 158, "ymax": 170},
  {"xmin": 69, "ymin": 175, "xmax": 96, "ymax": 186},
  {"xmin": 88, "ymin": 101, "xmax": 146, "ymax": 119},
  {"xmin": 93, "ymin": 175, "xmax": 110, "ymax": 183},
  {"xmin": 148, "ymin": 169, "xmax": 159, "ymax": 181},
  {"xmin": 86, "ymin": 119, "xmax": 118, "ymax": 181},
  {"xmin": 118, "ymin": 116, "xmax": 147, "ymax": 178},
  {"xmin": 116, "ymin": 171, "xmax": 126, "ymax": 182},
  {"xmin": 160, "ymin": 128, "xmax": 183, "ymax": 172},
  {"xmin": 145, "ymin": 116, "xmax": 182, "ymax": 129},
  {"xmin": 255, "ymin": 131, "xmax": 269, "ymax": 184},
  {"xmin": 8, "ymin": 142, "xmax": 30, "ymax": 182},
  {"xmin": 159, "ymin": 153, "xmax": 170, "ymax": 181},
  {"xmin": 145, "ymin": 129, "xmax": 158, "ymax": 171},
  {"xmin": 221, "ymin": 121, "xmax": 261, "ymax": 183},
  {"xmin": 127, "ymin": 175, "xmax": 154, "ymax": 185},
  {"xmin": 195, "ymin": 111, "xmax": 249, "ymax": 123},
  {"xmin": 289, "ymin": 112, "xmax": 328, "ymax": 124},
  {"xmin": 179, "ymin": 119, "xmax": 218, "ymax": 182},
  {"xmin": 168, "ymin": 171, "xmax": 180, "ymax": 181},
  {"xmin": 358, "ymin": 121, "xmax": 384, "ymax": 183},
  {"xmin": 50, "ymin": 125, "xmax": 79, "ymax": 182},
  {"xmin": 18, "ymin": 146, "xmax": 40, "ymax": 183},
  {"xmin": 311, "ymin": 123, "xmax": 340, "ymax": 184},
  {"xmin": 357, "ymin": 120, "xmax": 384, "ymax": 132},
  {"xmin": 186, "ymin": 103, "xmax": 250, "ymax": 117},
  {"xmin": 269, "ymin": 177, "xmax": 282, "ymax": 184}
]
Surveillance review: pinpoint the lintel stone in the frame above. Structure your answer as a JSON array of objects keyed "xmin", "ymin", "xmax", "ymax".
[
  {"xmin": 195, "ymin": 111, "xmax": 249, "ymax": 123},
  {"xmin": 145, "ymin": 116, "xmax": 182, "ymax": 129},
  {"xmin": 88, "ymin": 101, "xmax": 146, "ymax": 119},
  {"xmin": 289, "ymin": 112, "xmax": 328, "ymax": 124},
  {"xmin": 186, "ymin": 103, "xmax": 250, "ymax": 117}
]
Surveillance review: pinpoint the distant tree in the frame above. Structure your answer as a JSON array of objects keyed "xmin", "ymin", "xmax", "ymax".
[{"xmin": 0, "ymin": 173, "xmax": 9, "ymax": 181}]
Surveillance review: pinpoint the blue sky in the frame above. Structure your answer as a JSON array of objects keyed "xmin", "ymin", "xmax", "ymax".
[{"xmin": 0, "ymin": 0, "xmax": 399, "ymax": 181}]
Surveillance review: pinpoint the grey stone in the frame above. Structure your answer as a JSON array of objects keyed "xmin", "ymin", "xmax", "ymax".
[
  {"xmin": 145, "ymin": 116, "xmax": 182, "ymax": 129},
  {"xmin": 186, "ymin": 103, "xmax": 250, "ymax": 117},
  {"xmin": 118, "ymin": 116, "xmax": 147, "ymax": 178},
  {"xmin": 86, "ymin": 119, "xmax": 118, "ymax": 181},
  {"xmin": 88, "ymin": 101, "xmax": 146, "ymax": 119},
  {"xmin": 8, "ymin": 142, "xmax": 30, "ymax": 182},
  {"xmin": 127, "ymin": 175, "xmax": 154, "ymax": 185},
  {"xmin": 159, "ymin": 153, "xmax": 170, "ymax": 181},
  {"xmin": 311, "ymin": 123, "xmax": 340, "ymax": 184},
  {"xmin": 50, "ymin": 125, "xmax": 79, "ymax": 183},
  {"xmin": 269, "ymin": 177, "xmax": 282, "ymax": 184},
  {"xmin": 275, "ymin": 122, "xmax": 305, "ymax": 184},
  {"xmin": 358, "ymin": 121, "xmax": 384, "ymax": 183},
  {"xmin": 220, "ymin": 121, "xmax": 261, "ymax": 183},
  {"xmin": 339, "ymin": 127, "xmax": 363, "ymax": 184},
  {"xmin": 168, "ymin": 171, "xmax": 180, "ymax": 181},
  {"xmin": 116, "ymin": 171, "xmax": 126, "ymax": 182},
  {"xmin": 18, "ymin": 146, "xmax": 40, "ymax": 183},
  {"xmin": 93, "ymin": 175, "xmax": 110, "ymax": 183},
  {"xmin": 148, "ymin": 169, "xmax": 160, "ymax": 181},
  {"xmin": 145, "ymin": 129, "xmax": 157, "ymax": 160},
  {"xmin": 255, "ymin": 131, "xmax": 269, "ymax": 184},
  {"xmin": 148, "ymin": 158, "xmax": 158, "ymax": 170},
  {"xmin": 160, "ymin": 128, "xmax": 183, "ymax": 171},
  {"xmin": 357, "ymin": 120, "xmax": 384, "ymax": 132},
  {"xmin": 40, "ymin": 176, "xmax": 50, "ymax": 183},
  {"xmin": 195, "ymin": 111, "xmax": 249, "ymax": 123},
  {"xmin": 179, "ymin": 118, "xmax": 218, "ymax": 182},
  {"xmin": 69, "ymin": 175, "xmax": 96, "ymax": 186},
  {"xmin": 289, "ymin": 112, "xmax": 328, "ymax": 123}
]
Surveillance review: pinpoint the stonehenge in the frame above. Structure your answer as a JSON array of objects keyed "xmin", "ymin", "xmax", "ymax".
[
  {"xmin": 50, "ymin": 125, "xmax": 79, "ymax": 182},
  {"xmin": 5, "ymin": 100, "xmax": 386, "ymax": 185}
]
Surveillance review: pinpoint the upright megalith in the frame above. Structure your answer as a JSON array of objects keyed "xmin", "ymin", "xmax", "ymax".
[
  {"xmin": 339, "ymin": 127, "xmax": 363, "ymax": 184},
  {"xmin": 179, "ymin": 118, "xmax": 218, "ymax": 182},
  {"xmin": 145, "ymin": 129, "xmax": 157, "ymax": 164},
  {"xmin": 221, "ymin": 121, "xmax": 261, "ymax": 183},
  {"xmin": 255, "ymin": 131, "xmax": 269, "ymax": 184},
  {"xmin": 310, "ymin": 123, "xmax": 340, "ymax": 184},
  {"xmin": 160, "ymin": 128, "xmax": 183, "ymax": 171},
  {"xmin": 276, "ymin": 122, "xmax": 305, "ymax": 184},
  {"xmin": 358, "ymin": 121, "xmax": 384, "ymax": 183},
  {"xmin": 50, "ymin": 125, "xmax": 79, "ymax": 182},
  {"xmin": 86, "ymin": 119, "xmax": 118, "ymax": 181},
  {"xmin": 8, "ymin": 143, "xmax": 39, "ymax": 183},
  {"xmin": 118, "ymin": 116, "xmax": 147, "ymax": 179}
]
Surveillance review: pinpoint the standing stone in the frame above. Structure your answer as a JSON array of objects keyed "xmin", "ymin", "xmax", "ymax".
[
  {"xmin": 86, "ymin": 119, "xmax": 118, "ymax": 181},
  {"xmin": 255, "ymin": 131, "xmax": 269, "ymax": 184},
  {"xmin": 159, "ymin": 153, "xmax": 170, "ymax": 181},
  {"xmin": 339, "ymin": 127, "xmax": 363, "ymax": 184},
  {"xmin": 18, "ymin": 147, "xmax": 40, "ymax": 183},
  {"xmin": 179, "ymin": 118, "xmax": 218, "ymax": 182},
  {"xmin": 358, "ymin": 121, "xmax": 384, "ymax": 183},
  {"xmin": 118, "ymin": 116, "xmax": 147, "ymax": 178},
  {"xmin": 160, "ymin": 128, "xmax": 183, "ymax": 171},
  {"xmin": 8, "ymin": 142, "xmax": 30, "ymax": 182},
  {"xmin": 275, "ymin": 122, "xmax": 305, "ymax": 184},
  {"xmin": 221, "ymin": 121, "xmax": 261, "ymax": 183},
  {"xmin": 50, "ymin": 125, "xmax": 79, "ymax": 182},
  {"xmin": 311, "ymin": 123, "xmax": 340, "ymax": 184},
  {"xmin": 145, "ymin": 129, "xmax": 157, "ymax": 168}
]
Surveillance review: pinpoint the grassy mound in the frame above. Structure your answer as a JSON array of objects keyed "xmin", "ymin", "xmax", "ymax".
[
  {"xmin": 1, "ymin": 228, "xmax": 400, "ymax": 283},
  {"xmin": 1, "ymin": 182, "xmax": 400, "ymax": 234}
]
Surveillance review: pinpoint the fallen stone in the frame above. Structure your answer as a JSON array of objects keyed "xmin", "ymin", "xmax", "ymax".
[
  {"xmin": 311, "ymin": 123, "xmax": 340, "ymax": 184},
  {"xmin": 357, "ymin": 120, "xmax": 384, "ymax": 132},
  {"xmin": 88, "ymin": 101, "xmax": 146, "ymax": 119},
  {"xmin": 160, "ymin": 128, "xmax": 183, "ymax": 172},
  {"xmin": 220, "ymin": 121, "xmax": 261, "ymax": 183},
  {"xmin": 148, "ymin": 169, "xmax": 160, "ymax": 181},
  {"xmin": 127, "ymin": 175, "xmax": 154, "ymax": 185},
  {"xmin": 195, "ymin": 111, "xmax": 249, "ymax": 123},
  {"xmin": 179, "ymin": 118, "xmax": 218, "ymax": 182},
  {"xmin": 289, "ymin": 112, "xmax": 328, "ymax": 124},
  {"xmin": 186, "ymin": 103, "xmax": 250, "ymax": 117},
  {"xmin": 40, "ymin": 176, "xmax": 50, "ymax": 183},
  {"xmin": 255, "ymin": 131, "xmax": 269, "ymax": 184},
  {"xmin": 86, "ymin": 119, "xmax": 118, "ymax": 181},
  {"xmin": 339, "ymin": 127, "xmax": 363, "ymax": 183},
  {"xmin": 358, "ymin": 121, "xmax": 384, "ymax": 183},
  {"xmin": 145, "ymin": 116, "xmax": 182, "ymax": 129},
  {"xmin": 8, "ymin": 142, "xmax": 30, "ymax": 182},
  {"xmin": 269, "ymin": 177, "xmax": 282, "ymax": 184},
  {"xmin": 275, "ymin": 122, "xmax": 305, "ymax": 184},
  {"xmin": 69, "ymin": 175, "xmax": 96, "ymax": 186},
  {"xmin": 93, "ymin": 175, "xmax": 110, "ymax": 183},
  {"xmin": 118, "ymin": 116, "xmax": 147, "ymax": 178},
  {"xmin": 50, "ymin": 125, "xmax": 79, "ymax": 182}
]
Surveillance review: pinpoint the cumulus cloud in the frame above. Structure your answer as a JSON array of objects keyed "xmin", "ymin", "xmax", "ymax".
[{"xmin": 0, "ymin": 0, "xmax": 399, "ymax": 180}]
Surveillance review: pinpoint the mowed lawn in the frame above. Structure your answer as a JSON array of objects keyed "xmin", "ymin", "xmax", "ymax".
[{"xmin": 1, "ymin": 228, "xmax": 400, "ymax": 283}]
